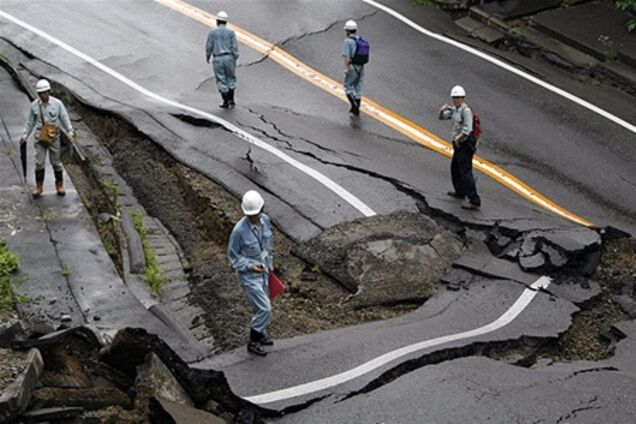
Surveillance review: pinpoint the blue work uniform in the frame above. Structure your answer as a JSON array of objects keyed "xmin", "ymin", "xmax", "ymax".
[
  {"xmin": 227, "ymin": 214, "xmax": 274, "ymax": 334},
  {"xmin": 205, "ymin": 25, "xmax": 240, "ymax": 94},
  {"xmin": 22, "ymin": 96, "xmax": 74, "ymax": 172},
  {"xmin": 441, "ymin": 103, "xmax": 481, "ymax": 206},
  {"xmin": 342, "ymin": 35, "xmax": 365, "ymax": 100}
]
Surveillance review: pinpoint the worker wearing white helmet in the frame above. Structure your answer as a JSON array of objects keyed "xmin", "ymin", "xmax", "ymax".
[
  {"xmin": 227, "ymin": 190, "xmax": 275, "ymax": 356},
  {"xmin": 20, "ymin": 79, "xmax": 75, "ymax": 198},
  {"xmin": 205, "ymin": 11, "xmax": 240, "ymax": 108},
  {"xmin": 342, "ymin": 19, "xmax": 369, "ymax": 115},
  {"xmin": 439, "ymin": 85, "xmax": 481, "ymax": 210}
]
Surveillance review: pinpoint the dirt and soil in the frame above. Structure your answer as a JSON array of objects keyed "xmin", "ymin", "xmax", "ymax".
[
  {"xmin": 55, "ymin": 98, "xmax": 428, "ymax": 353},
  {"xmin": 546, "ymin": 238, "xmax": 636, "ymax": 361}
]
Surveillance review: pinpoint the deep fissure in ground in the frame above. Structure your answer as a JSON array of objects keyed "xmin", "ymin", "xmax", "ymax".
[{"xmin": 7, "ymin": 62, "xmax": 634, "ymax": 366}]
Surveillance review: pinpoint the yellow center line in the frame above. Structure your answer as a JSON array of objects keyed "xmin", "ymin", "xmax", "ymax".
[{"xmin": 154, "ymin": 0, "xmax": 593, "ymax": 227}]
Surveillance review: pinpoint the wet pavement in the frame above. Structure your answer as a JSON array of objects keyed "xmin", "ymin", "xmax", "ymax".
[{"xmin": 0, "ymin": 0, "xmax": 635, "ymax": 422}]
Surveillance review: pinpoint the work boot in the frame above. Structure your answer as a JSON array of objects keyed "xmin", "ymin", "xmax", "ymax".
[
  {"xmin": 228, "ymin": 89, "xmax": 236, "ymax": 108},
  {"xmin": 219, "ymin": 92, "xmax": 230, "ymax": 109},
  {"xmin": 259, "ymin": 332, "xmax": 274, "ymax": 346},
  {"xmin": 32, "ymin": 169, "xmax": 44, "ymax": 198},
  {"xmin": 248, "ymin": 329, "xmax": 267, "ymax": 355},
  {"xmin": 461, "ymin": 200, "xmax": 480, "ymax": 210},
  {"xmin": 247, "ymin": 341, "xmax": 267, "ymax": 356},
  {"xmin": 54, "ymin": 170, "xmax": 65, "ymax": 196},
  {"xmin": 346, "ymin": 94, "xmax": 359, "ymax": 115}
]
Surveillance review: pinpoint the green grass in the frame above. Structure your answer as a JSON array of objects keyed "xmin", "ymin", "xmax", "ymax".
[
  {"xmin": 61, "ymin": 264, "xmax": 71, "ymax": 278},
  {"xmin": 0, "ymin": 239, "xmax": 31, "ymax": 312},
  {"xmin": 132, "ymin": 210, "xmax": 166, "ymax": 297},
  {"xmin": 100, "ymin": 177, "xmax": 120, "ymax": 208}
]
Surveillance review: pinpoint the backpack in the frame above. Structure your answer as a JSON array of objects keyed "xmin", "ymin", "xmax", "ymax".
[
  {"xmin": 472, "ymin": 111, "xmax": 481, "ymax": 142},
  {"xmin": 351, "ymin": 37, "xmax": 370, "ymax": 65}
]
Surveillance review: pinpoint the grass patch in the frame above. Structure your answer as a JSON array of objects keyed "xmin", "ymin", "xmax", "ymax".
[
  {"xmin": 132, "ymin": 210, "xmax": 166, "ymax": 297},
  {"xmin": 61, "ymin": 264, "xmax": 71, "ymax": 278},
  {"xmin": 0, "ymin": 239, "xmax": 31, "ymax": 312}
]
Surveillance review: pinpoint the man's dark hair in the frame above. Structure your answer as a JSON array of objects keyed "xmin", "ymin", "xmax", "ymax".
[
  {"xmin": 346, "ymin": 29, "xmax": 357, "ymax": 35},
  {"xmin": 217, "ymin": 19, "xmax": 227, "ymax": 26}
]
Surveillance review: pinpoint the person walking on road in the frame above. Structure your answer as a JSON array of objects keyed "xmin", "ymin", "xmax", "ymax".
[
  {"xmin": 342, "ymin": 20, "xmax": 369, "ymax": 116},
  {"xmin": 205, "ymin": 11, "xmax": 239, "ymax": 109},
  {"xmin": 227, "ymin": 190, "xmax": 275, "ymax": 356},
  {"xmin": 20, "ymin": 79, "xmax": 75, "ymax": 198},
  {"xmin": 439, "ymin": 85, "xmax": 481, "ymax": 210}
]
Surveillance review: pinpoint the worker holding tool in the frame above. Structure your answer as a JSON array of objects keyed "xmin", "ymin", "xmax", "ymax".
[{"xmin": 20, "ymin": 79, "xmax": 75, "ymax": 198}]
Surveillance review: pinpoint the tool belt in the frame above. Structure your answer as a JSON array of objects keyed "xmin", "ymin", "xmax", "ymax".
[{"xmin": 37, "ymin": 102, "xmax": 60, "ymax": 145}]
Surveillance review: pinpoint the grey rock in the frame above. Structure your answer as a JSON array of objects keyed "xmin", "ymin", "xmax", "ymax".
[
  {"xmin": 97, "ymin": 212, "xmax": 112, "ymax": 224},
  {"xmin": 612, "ymin": 295, "xmax": 636, "ymax": 319},
  {"xmin": 542, "ymin": 244, "xmax": 567, "ymax": 268},
  {"xmin": 293, "ymin": 212, "xmax": 464, "ymax": 306},
  {"xmin": 519, "ymin": 253, "xmax": 546, "ymax": 272},
  {"xmin": 149, "ymin": 397, "xmax": 225, "ymax": 424},
  {"xmin": 520, "ymin": 235, "xmax": 538, "ymax": 257},
  {"xmin": 136, "ymin": 353, "xmax": 194, "ymax": 406}
]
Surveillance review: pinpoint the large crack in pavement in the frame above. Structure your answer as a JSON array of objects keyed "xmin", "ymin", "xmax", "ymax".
[{"xmin": 237, "ymin": 10, "xmax": 379, "ymax": 69}]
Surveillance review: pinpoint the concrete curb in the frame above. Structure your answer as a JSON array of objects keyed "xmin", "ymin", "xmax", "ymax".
[
  {"xmin": 0, "ymin": 348, "xmax": 44, "ymax": 422},
  {"xmin": 121, "ymin": 208, "xmax": 146, "ymax": 274}
]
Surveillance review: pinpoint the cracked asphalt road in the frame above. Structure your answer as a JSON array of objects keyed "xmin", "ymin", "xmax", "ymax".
[{"xmin": 1, "ymin": 0, "xmax": 635, "ymax": 421}]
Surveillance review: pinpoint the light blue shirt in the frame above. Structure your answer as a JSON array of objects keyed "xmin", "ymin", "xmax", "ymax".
[
  {"xmin": 341, "ymin": 35, "xmax": 359, "ymax": 60},
  {"xmin": 206, "ymin": 25, "xmax": 239, "ymax": 60},
  {"xmin": 23, "ymin": 96, "xmax": 74, "ymax": 139},
  {"xmin": 441, "ymin": 103, "xmax": 473, "ymax": 140},
  {"xmin": 227, "ymin": 214, "xmax": 273, "ymax": 283}
]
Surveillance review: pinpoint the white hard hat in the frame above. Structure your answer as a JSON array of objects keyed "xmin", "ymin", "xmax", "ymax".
[
  {"xmin": 344, "ymin": 20, "xmax": 358, "ymax": 31},
  {"xmin": 217, "ymin": 11, "xmax": 228, "ymax": 22},
  {"xmin": 36, "ymin": 79, "xmax": 51, "ymax": 93},
  {"xmin": 241, "ymin": 190, "xmax": 264, "ymax": 215},
  {"xmin": 450, "ymin": 85, "xmax": 466, "ymax": 97}
]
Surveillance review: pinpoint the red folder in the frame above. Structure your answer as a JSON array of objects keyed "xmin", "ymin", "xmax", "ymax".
[{"xmin": 268, "ymin": 272, "xmax": 286, "ymax": 300}]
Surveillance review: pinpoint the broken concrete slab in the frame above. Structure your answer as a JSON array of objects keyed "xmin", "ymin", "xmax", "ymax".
[
  {"xmin": 549, "ymin": 278, "xmax": 602, "ymax": 306},
  {"xmin": 292, "ymin": 211, "xmax": 464, "ymax": 306},
  {"xmin": 136, "ymin": 353, "xmax": 194, "ymax": 407},
  {"xmin": 22, "ymin": 406, "xmax": 84, "ymax": 420},
  {"xmin": 0, "ymin": 348, "xmax": 44, "ymax": 422},
  {"xmin": 519, "ymin": 252, "xmax": 547, "ymax": 273},
  {"xmin": 29, "ymin": 387, "xmax": 132, "ymax": 410},
  {"xmin": 149, "ymin": 397, "xmax": 226, "ymax": 424},
  {"xmin": 440, "ymin": 268, "xmax": 475, "ymax": 291},
  {"xmin": 453, "ymin": 240, "xmax": 538, "ymax": 285},
  {"xmin": 99, "ymin": 328, "xmax": 272, "ymax": 417},
  {"xmin": 534, "ymin": 1, "xmax": 636, "ymax": 67}
]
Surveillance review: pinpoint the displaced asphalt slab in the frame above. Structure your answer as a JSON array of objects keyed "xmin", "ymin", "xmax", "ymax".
[{"xmin": 0, "ymin": 0, "xmax": 634, "ymax": 236}]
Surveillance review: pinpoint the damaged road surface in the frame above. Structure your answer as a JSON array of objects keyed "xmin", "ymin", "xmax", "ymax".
[{"xmin": 1, "ymin": 0, "xmax": 636, "ymax": 423}]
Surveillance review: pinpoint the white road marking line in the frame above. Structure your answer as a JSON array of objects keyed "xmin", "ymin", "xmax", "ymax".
[
  {"xmin": 245, "ymin": 276, "xmax": 551, "ymax": 405},
  {"xmin": 0, "ymin": 10, "xmax": 376, "ymax": 218},
  {"xmin": 362, "ymin": 0, "xmax": 636, "ymax": 135}
]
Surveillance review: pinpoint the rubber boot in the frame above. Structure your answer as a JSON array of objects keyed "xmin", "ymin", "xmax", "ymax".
[
  {"xmin": 32, "ymin": 169, "xmax": 44, "ymax": 198},
  {"xmin": 247, "ymin": 329, "xmax": 267, "ymax": 356},
  {"xmin": 346, "ymin": 94, "xmax": 359, "ymax": 115},
  {"xmin": 219, "ymin": 92, "xmax": 230, "ymax": 109},
  {"xmin": 259, "ymin": 331, "xmax": 274, "ymax": 346},
  {"xmin": 54, "ymin": 170, "xmax": 65, "ymax": 196},
  {"xmin": 228, "ymin": 89, "xmax": 236, "ymax": 108}
]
